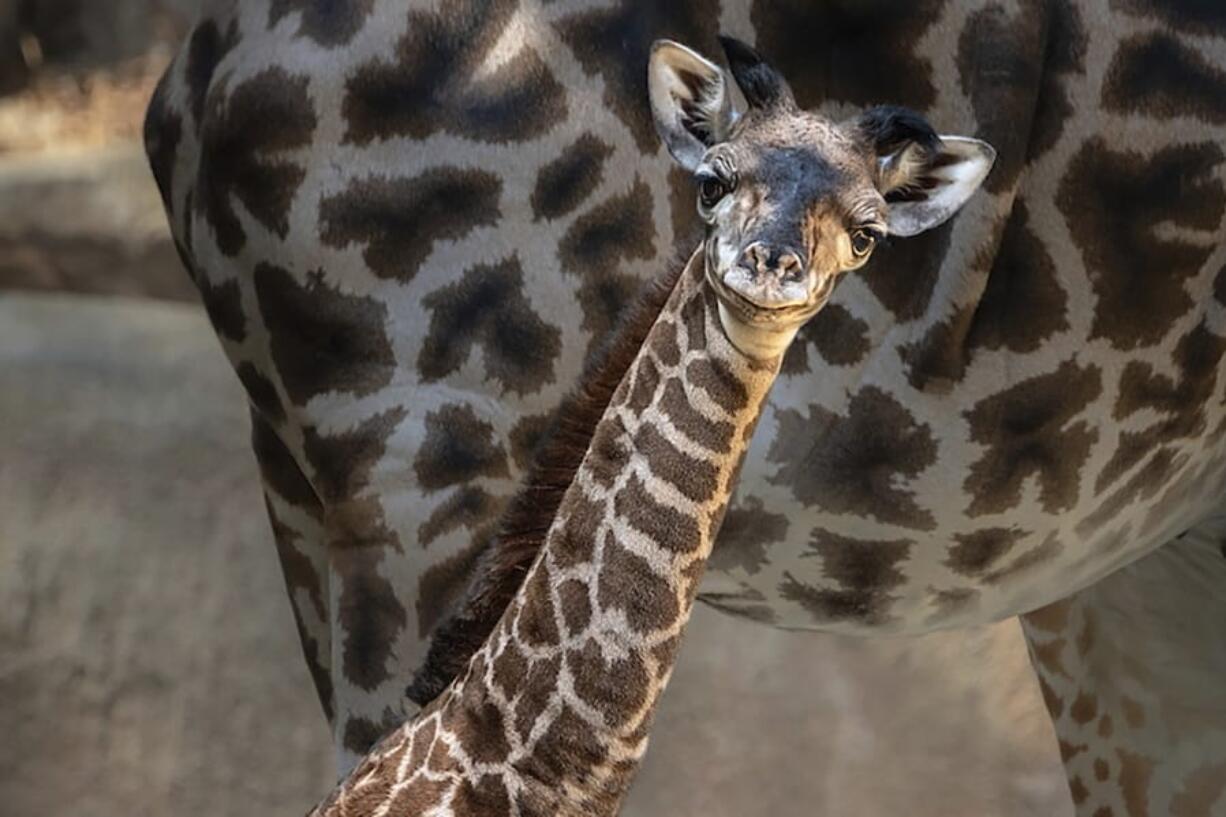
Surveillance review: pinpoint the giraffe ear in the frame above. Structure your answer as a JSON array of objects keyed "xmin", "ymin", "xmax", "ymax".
[
  {"xmin": 649, "ymin": 39, "xmax": 737, "ymax": 172},
  {"xmin": 856, "ymin": 106, "xmax": 996, "ymax": 237}
]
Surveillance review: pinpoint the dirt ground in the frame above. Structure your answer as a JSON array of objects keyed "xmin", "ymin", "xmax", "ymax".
[
  {"xmin": 0, "ymin": 3, "xmax": 194, "ymax": 301},
  {"xmin": 0, "ymin": 11, "xmax": 1072, "ymax": 816}
]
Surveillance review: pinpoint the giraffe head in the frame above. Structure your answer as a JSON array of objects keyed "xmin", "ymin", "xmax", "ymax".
[{"xmin": 649, "ymin": 36, "xmax": 995, "ymax": 358}]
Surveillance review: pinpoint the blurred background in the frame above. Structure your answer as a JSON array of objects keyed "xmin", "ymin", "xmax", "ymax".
[{"xmin": 0, "ymin": 3, "xmax": 1071, "ymax": 815}]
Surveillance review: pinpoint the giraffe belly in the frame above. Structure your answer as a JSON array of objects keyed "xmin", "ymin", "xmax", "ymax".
[{"xmin": 696, "ymin": 394, "xmax": 1226, "ymax": 636}]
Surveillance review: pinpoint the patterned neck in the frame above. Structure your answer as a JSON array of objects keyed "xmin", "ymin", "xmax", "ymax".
[{"xmin": 313, "ymin": 249, "xmax": 785, "ymax": 817}]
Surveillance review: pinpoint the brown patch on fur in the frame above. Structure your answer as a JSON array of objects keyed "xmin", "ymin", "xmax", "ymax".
[
  {"xmin": 1038, "ymin": 675, "xmax": 1065, "ymax": 718},
  {"xmin": 1121, "ymin": 696, "xmax": 1147, "ymax": 729},
  {"xmin": 1031, "ymin": 638, "xmax": 1071, "ymax": 680},
  {"xmin": 1171, "ymin": 761, "xmax": 1226, "ymax": 816},
  {"xmin": 451, "ymin": 774, "xmax": 512, "ymax": 817},
  {"xmin": 1071, "ymin": 691, "xmax": 1098, "ymax": 725},
  {"xmin": 1117, "ymin": 748, "xmax": 1154, "ymax": 817},
  {"xmin": 1069, "ymin": 775, "xmax": 1089, "ymax": 805},
  {"xmin": 945, "ymin": 527, "xmax": 1025, "ymax": 577},
  {"xmin": 567, "ymin": 638, "xmax": 650, "ymax": 726},
  {"xmin": 405, "ymin": 257, "xmax": 686, "ymax": 706},
  {"xmin": 1025, "ymin": 599, "xmax": 1072, "ymax": 634},
  {"xmin": 1077, "ymin": 609, "xmax": 1097, "ymax": 657},
  {"xmin": 1060, "ymin": 740, "xmax": 1088, "ymax": 763},
  {"xmin": 511, "ymin": 656, "xmax": 561, "ymax": 744}
]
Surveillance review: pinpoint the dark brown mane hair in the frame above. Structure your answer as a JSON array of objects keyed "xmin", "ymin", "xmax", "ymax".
[{"xmin": 405, "ymin": 250, "xmax": 693, "ymax": 706}]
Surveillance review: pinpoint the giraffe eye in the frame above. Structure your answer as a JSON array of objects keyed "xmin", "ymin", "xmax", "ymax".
[
  {"xmin": 850, "ymin": 227, "xmax": 881, "ymax": 257},
  {"xmin": 698, "ymin": 174, "xmax": 728, "ymax": 208}
]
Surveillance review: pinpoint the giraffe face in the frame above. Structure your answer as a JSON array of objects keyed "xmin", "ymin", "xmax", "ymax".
[{"xmin": 649, "ymin": 36, "xmax": 995, "ymax": 340}]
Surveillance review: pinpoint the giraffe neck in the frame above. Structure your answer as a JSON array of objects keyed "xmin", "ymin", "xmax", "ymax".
[
  {"xmin": 458, "ymin": 248, "xmax": 782, "ymax": 813},
  {"xmin": 311, "ymin": 247, "xmax": 787, "ymax": 817}
]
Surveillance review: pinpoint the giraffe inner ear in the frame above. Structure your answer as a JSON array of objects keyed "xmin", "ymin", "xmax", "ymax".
[
  {"xmin": 649, "ymin": 39, "xmax": 736, "ymax": 172},
  {"xmin": 855, "ymin": 106, "xmax": 996, "ymax": 237},
  {"xmin": 881, "ymin": 136, "xmax": 997, "ymax": 237}
]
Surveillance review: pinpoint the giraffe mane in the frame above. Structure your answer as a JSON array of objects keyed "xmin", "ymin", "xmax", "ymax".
[{"xmin": 405, "ymin": 245, "xmax": 695, "ymax": 707}]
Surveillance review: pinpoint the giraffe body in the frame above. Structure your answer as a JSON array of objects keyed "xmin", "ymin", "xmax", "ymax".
[{"xmin": 146, "ymin": 2, "xmax": 1226, "ymax": 813}]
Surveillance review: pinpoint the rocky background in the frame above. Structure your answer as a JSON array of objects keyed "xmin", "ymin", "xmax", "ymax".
[{"xmin": 0, "ymin": 3, "xmax": 1071, "ymax": 815}]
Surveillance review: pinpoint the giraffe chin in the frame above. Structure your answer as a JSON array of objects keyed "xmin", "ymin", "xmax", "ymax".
[
  {"xmin": 715, "ymin": 299, "xmax": 804, "ymax": 362},
  {"xmin": 707, "ymin": 259, "xmax": 827, "ymax": 361}
]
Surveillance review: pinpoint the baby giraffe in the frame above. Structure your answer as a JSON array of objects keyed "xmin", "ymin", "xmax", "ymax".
[{"xmin": 311, "ymin": 37, "xmax": 992, "ymax": 817}]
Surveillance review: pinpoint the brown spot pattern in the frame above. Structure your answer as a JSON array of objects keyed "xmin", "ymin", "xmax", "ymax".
[
  {"xmin": 558, "ymin": 180, "xmax": 658, "ymax": 352},
  {"xmin": 862, "ymin": 219, "xmax": 954, "ymax": 323},
  {"xmin": 567, "ymin": 639, "xmax": 649, "ymax": 726},
  {"xmin": 555, "ymin": 1, "xmax": 720, "ymax": 151},
  {"xmin": 769, "ymin": 387, "xmax": 938, "ymax": 530},
  {"xmin": 955, "ymin": 3, "xmax": 1045, "ymax": 193},
  {"xmin": 419, "ymin": 256, "xmax": 563, "ymax": 395},
  {"xmin": 635, "ymin": 423, "xmax": 719, "ymax": 503},
  {"xmin": 1104, "ymin": 32, "xmax": 1226, "ymax": 123},
  {"xmin": 945, "ymin": 528, "xmax": 1026, "ymax": 578},
  {"xmin": 1028, "ymin": 0, "xmax": 1088, "ymax": 160},
  {"xmin": 1113, "ymin": 0, "xmax": 1226, "ymax": 34},
  {"xmin": 686, "ymin": 358, "xmax": 749, "ymax": 415},
  {"xmin": 1098, "ymin": 321, "xmax": 1226, "ymax": 491},
  {"xmin": 596, "ymin": 532, "xmax": 680, "ymax": 632},
  {"xmin": 342, "ymin": 709, "xmax": 402, "ymax": 756},
  {"xmin": 343, "ymin": 0, "xmax": 565, "ymax": 145},
  {"xmin": 615, "ymin": 473, "xmax": 701, "ymax": 552},
  {"xmin": 557, "ymin": 580, "xmax": 592, "ymax": 635},
  {"xmin": 418, "ymin": 486, "xmax": 501, "ymax": 547},
  {"xmin": 1116, "ymin": 748, "xmax": 1154, "ymax": 817},
  {"xmin": 414, "ymin": 403, "xmax": 510, "ymax": 492},
  {"xmin": 587, "ymin": 414, "xmax": 631, "ymax": 489},
  {"xmin": 660, "ymin": 378, "xmax": 734, "ymax": 454},
  {"xmin": 531, "ymin": 133, "xmax": 614, "ymax": 221},
  {"xmin": 779, "ymin": 531, "xmax": 912, "ymax": 625},
  {"xmin": 1057, "ymin": 138, "xmax": 1225, "ymax": 350},
  {"xmin": 709, "ymin": 495, "xmax": 788, "ymax": 576},
  {"xmin": 196, "ymin": 67, "xmax": 316, "ymax": 256},
  {"xmin": 968, "ymin": 201, "xmax": 1068, "ymax": 353},
  {"xmin": 250, "ymin": 411, "xmax": 320, "ymax": 512},
  {"xmin": 184, "ymin": 18, "xmax": 239, "ymax": 124},
  {"xmin": 983, "ymin": 534, "xmax": 1062, "ymax": 584},
  {"xmin": 320, "ymin": 167, "xmax": 501, "ymax": 281},
  {"xmin": 299, "ymin": 407, "xmax": 408, "ymax": 692},
  {"xmin": 254, "ymin": 263, "xmax": 396, "ymax": 405},
  {"xmin": 143, "ymin": 73, "xmax": 182, "ymax": 211},
  {"xmin": 335, "ymin": 549, "xmax": 408, "ymax": 692},
  {"xmin": 268, "ymin": 0, "xmax": 373, "ymax": 47},
  {"xmin": 751, "ymin": 0, "xmax": 944, "ymax": 111},
  {"xmin": 236, "ymin": 361, "xmax": 285, "ymax": 424},
  {"xmin": 451, "ymin": 774, "xmax": 512, "ymax": 817},
  {"xmin": 963, "ymin": 360, "xmax": 1102, "ymax": 516},
  {"xmin": 1078, "ymin": 448, "xmax": 1183, "ymax": 537},
  {"xmin": 517, "ymin": 567, "xmax": 560, "ymax": 647},
  {"xmin": 782, "ymin": 303, "xmax": 872, "ymax": 375},
  {"xmin": 197, "ymin": 275, "xmax": 247, "ymax": 342}
]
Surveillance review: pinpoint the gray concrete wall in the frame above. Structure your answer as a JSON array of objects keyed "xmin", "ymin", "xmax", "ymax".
[{"xmin": 0, "ymin": 293, "xmax": 1072, "ymax": 815}]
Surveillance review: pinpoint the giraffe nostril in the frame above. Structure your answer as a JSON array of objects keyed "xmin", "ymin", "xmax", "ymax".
[{"xmin": 743, "ymin": 243, "xmax": 770, "ymax": 272}]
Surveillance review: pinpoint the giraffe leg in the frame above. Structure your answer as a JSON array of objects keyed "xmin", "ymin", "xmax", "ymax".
[
  {"xmin": 1020, "ymin": 518, "xmax": 1226, "ymax": 817},
  {"xmin": 248, "ymin": 410, "xmax": 334, "ymax": 727}
]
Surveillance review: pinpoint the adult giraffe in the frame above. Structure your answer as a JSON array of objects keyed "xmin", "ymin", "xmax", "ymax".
[{"xmin": 145, "ymin": 2, "xmax": 1226, "ymax": 814}]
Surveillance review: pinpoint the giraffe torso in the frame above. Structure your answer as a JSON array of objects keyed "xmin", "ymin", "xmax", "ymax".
[{"xmin": 146, "ymin": 0, "xmax": 1226, "ymax": 764}]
